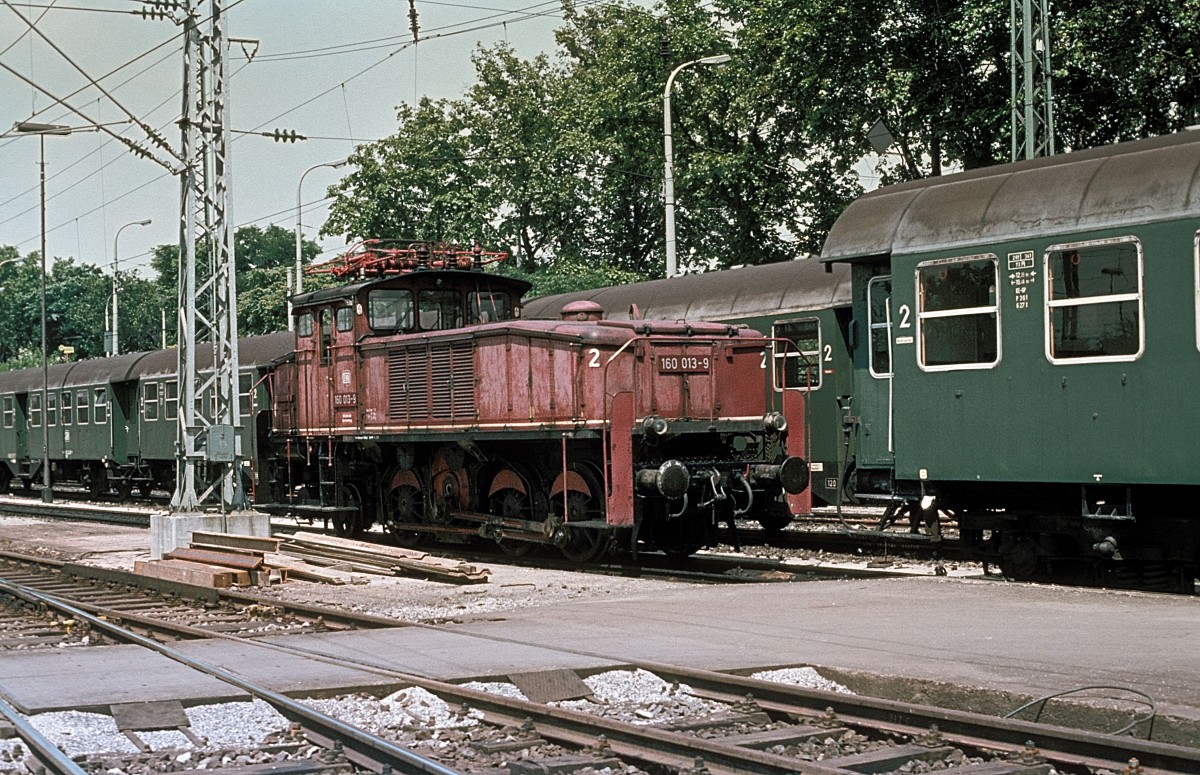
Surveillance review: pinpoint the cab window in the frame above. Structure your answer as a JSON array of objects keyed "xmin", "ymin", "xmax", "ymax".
[
  {"xmin": 368, "ymin": 289, "xmax": 413, "ymax": 332},
  {"xmin": 297, "ymin": 312, "xmax": 313, "ymax": 337},
  {"xmin": 469, "ymin": 291, "xmax": 513, "ymax": 324},
  {"xmin": 336, "ymin": 305, "xmax": 354, "ymax": 333},
  {"xmin": 772, "ymin": 318, "xmax": 821, "ymax": 390},
  {"xmin": 917, "ymin": 255, "xmax": 1000, "ymax": 370},
  {"xmin": 319, "ymin": 311, "xmax": 332, "ymax": 366},
  {"xmin": 418, "ymin": 290, "xmax": 463, "ymax": 331},
  {"xmin": 1046, "ymin": 238, "xmax": 1142, "ymax": 362}
]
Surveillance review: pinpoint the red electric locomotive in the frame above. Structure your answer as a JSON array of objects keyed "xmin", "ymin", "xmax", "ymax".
[{"xmin": 270, "ymin": 241, "xmax": 808, "ymax": 559}]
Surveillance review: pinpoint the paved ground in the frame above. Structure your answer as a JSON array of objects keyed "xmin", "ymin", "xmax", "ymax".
[{"xmin": 1, "ymin": 514, "xmax": 1197, "ymax": 732}]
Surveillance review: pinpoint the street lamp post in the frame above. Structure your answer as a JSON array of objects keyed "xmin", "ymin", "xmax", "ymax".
[
  {"xmin": 293, "ymin": 159, "xmax": 347, "ymax": 329},
  {"xmin": 663, "ymin": 54, "xmax": 730, "ymax": 279},
  {"xmin": 13, "ymin": 121, "xmax": 72, "ymax": 503},
  {"xmin": 112, "ymin": 219, "xmax": 152, "ymax": 356}
]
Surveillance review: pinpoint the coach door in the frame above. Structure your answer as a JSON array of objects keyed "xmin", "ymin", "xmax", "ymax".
[{"xmin": 852, "ymin": 269, "xmax": 896, "ymax": 476}]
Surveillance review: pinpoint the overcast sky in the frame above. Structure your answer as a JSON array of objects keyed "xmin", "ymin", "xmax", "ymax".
[{"xmin": 0, "ymin": 0, "xmax": 591, "ymax": 278}]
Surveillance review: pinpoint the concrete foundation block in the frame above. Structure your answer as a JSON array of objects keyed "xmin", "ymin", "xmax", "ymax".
[{"xmin": 150, "ymin": 510, "xmax": 272, "ymax": 559}]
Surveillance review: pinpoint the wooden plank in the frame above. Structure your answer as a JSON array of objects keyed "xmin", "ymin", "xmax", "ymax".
[
  {"xmin": 263, "ymin": 552, "xmax": 358, "ymax": 585},
  {"xmin": 160, "ymin": 559, "xmax": 251, "ymax": 586},
  {"xmin": 133, "ymin": 560, "xmax": 233, "ymax": 589},
  {"xmin": 166, "ymin": 547, "xmax": 264, "ymax": 571},
  {"xmin": 281, "ymin": 532, "xmax": 489, "ymax": 584},
  {"xmin": 189, "ymin": 531, "xmax": 283, "ymax": 553},
  {"xmin": 111, "ymin": 700, "xmax": 189, "ymax": 731}
]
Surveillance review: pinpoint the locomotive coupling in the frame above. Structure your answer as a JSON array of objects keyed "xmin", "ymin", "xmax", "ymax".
[
  {"xmin": 635, "ymin": 460, "xmax": 691, "ymax": 499},
  {"xmin": 749, "ymin": 456, "xmax": 810, "ymax": 494}
]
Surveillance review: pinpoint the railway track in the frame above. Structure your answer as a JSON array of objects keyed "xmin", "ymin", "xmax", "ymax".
[{"xmin": 0, "ymin": 561, "xmax": 1193, "ymax": 775}]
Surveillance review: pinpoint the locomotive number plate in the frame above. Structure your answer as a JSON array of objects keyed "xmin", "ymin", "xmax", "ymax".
[
  {"xmin": 659, "ymin": 355, "xmax": 711, "ymax": 373},
  {"xmin": 334, "ymin": 393, "xmax": 358, "ymax": 407}
]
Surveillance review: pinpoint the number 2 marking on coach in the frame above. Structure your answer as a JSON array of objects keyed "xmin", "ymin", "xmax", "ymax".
[
  {"xmin": 897, "ymin": 304, "xmax": 912, "ymax": 329},
  {"xmin": 587, "ymin": 347, "xmax": 601, "ymax": 368}
]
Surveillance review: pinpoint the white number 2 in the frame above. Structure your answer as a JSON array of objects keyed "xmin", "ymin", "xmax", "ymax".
[
  {"xmin": 587, "ymin": 347, "xmax": 601, "ymax": 368},
  {"xmin": 897, "ymin": 304, "xmax": 912, "ymax": 329}
]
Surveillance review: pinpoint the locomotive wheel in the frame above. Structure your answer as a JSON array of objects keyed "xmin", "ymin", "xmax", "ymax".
[
  {"xmin": 556, "ymin": 510, "xmax": 607, "ymax": 562},
  {"xmin": 756, "ymin": 500, "xmax": 794, "ymax": 535},
  {"xmin": 332, "ymin": 484, "xmax": 365, "ymax": 537},
  {"xmin": 999, "ymin": 533, "xmax": 1040, "ymax": 581},
  {"xmin": 385, "ymin": 484, "xmax": 426, "ymax": 548},
  {"xmin": 489, "ymin": 488, "xmax": 535, "ymax": 557}
]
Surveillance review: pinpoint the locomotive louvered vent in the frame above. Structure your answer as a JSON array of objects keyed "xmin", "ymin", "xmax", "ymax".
[{"xmin": 388, "ymin": 343, "xmax": 475, "ymax": 421}]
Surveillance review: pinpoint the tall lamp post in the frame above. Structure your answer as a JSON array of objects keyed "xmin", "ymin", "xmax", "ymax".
[
  {"xmin": 111, "ymin": 219, "xmax": 152, "ymax": 356},
  {"xmin": 293, "ymin": 159, "xmax": 347, "ymax": 329},
  {"xmin": 663, "ymin": 53, "xmax": 730, "ymax": 278},
  {"xmin": 13, "ymin": 121, "xmax": 72, "ymax": 503}
]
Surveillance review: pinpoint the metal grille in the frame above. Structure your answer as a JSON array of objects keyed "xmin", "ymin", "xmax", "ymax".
[{"xmin": 387, "ymin": 343, "xmax": 474, "ymax": 421}]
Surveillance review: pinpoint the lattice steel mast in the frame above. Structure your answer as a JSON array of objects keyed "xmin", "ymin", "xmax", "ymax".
[
  {"xmin": 1011, "ymin": 0, "xmax": 1056, "ymax": 161},
  {"xmin": 172, "ymin": 0, "xmax": 243, "ymax": 512}
]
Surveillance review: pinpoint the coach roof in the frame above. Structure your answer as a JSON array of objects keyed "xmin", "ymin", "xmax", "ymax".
[{"xmin": 821, "ymin": 129, "xmax": 1200, "ymax": 261}]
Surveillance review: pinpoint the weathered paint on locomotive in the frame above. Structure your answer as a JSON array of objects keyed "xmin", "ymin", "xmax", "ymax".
[
  {"xmin": 521, "ymin": 259, "xmax": 853, "ymax": 509},
  {"xmin": 822, "ymin": 130, "xmax": 1200, "ymax": 585},
  {"xmin": 283, "ymin": 261, "xmax": 806, "ymax": 556}
]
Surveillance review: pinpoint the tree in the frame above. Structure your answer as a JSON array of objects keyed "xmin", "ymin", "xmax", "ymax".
[
  {"xmin": 149, "ymin": 224, "xmax": 322, "ymax": 339},
  {"xmin": 323, "ymin": 98, "xmax": 491, "ymax": 245}
]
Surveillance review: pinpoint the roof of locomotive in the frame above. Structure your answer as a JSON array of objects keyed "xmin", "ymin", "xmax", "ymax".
[
  {"xmin": 0, "ymin": 332, "xmax": 294, "ymax": 393},
  {"xmin": 291, "ymin": 268, "xmax": 533, "ymax": 308},
  {"xmin": 521, "ymin": 258, "xmax": 851, "ymax": 322},
  {"xmin": 821, "ymin": 129, "xmax": 1200, "ymax": 261}
]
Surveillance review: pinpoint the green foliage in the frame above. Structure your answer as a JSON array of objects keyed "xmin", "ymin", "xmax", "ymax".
[{"xmin": 502, "ymin": 259, "xmax": 649, "ymax": 299}]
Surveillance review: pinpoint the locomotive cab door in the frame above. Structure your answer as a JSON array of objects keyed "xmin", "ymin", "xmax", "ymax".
[{"xmin": 330, "ymin": 304, "xmax": 359, "ymax": 431}]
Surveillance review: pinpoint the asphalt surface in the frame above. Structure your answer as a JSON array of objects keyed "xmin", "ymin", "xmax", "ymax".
[{"xmin": 1, "ymin": 514, "xmax": 1197, "ymax": 732}]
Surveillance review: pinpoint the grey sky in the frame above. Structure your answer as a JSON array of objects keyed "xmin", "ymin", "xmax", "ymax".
[{"xmin": 0, "ymin": 0, "xmax": 582, "ymax": 278}]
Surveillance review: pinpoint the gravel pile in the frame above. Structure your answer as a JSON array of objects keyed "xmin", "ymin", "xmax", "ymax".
[
  {"xmin": 553, "ymin": 669, "xmax": 727, "ymax": 725},
  {"xmin": 751, "ymin": 666, "xmax": 854, "ymax": 694},
  {"xmin": 303, "ymin": 687, "xmax": 482, "ymax": 731}
]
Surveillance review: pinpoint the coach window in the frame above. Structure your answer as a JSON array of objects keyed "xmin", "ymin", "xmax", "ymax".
[
  {"xmin": 368, "ymin": 289, "xmax": 413, "ymax": 332},
  {"xmin": 1194, "ymin": 230, "xmax": 1200, "ymax": 352},
  {"xmin": 239, "ymin": 373, "xmax": 253, "ymax": 416},
  {"xmin": 46, "ymin": 392, "xmax": 57, "ymax": 427},
  {"xmin": 297, "ymin": 312, "xmax": 313, "ymax": 338},
  {"xmin": 29, "ymin": 394, "xmax": 41, "ymax": 428},
  {"xmin": 165, "ymin": 380, "xmax": 178, "ymax": 421},
  {"xmin": 868, "ymin": 277, "xmax": 892, "ymax": 377},
  {"xmin": 61, "ymin": 391, "xmax": 72, "ymax": 426},
  {"xmin": 2, "ymin": 396, "xmax": 13, "ymax": 428},
  {"xmin": 917, "ymin": 255, "xmax": 1000, "ymax": 370},
  {"xmin": 1046, "ymin": 238, "xmax": 1142, "ymax": 363},
  {"xmin": 143, "ymin": 382, "xmax": 159, "ymax": 421},
  {"xmin": 93, "ymin": 388, "xmax": 107, "ymax": 424},
  {"xmin": 418, "ymin": 289, "xmax": 463, "ymax": 331},
  {"xmin": 772, "ymin": 318, "xmax": 821, "ymax": 390},
  {"xmin": 76, "ymin": 390, "xmax": 89, "ymax": 425}
]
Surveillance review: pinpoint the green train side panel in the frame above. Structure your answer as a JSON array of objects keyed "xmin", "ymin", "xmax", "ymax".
[{"xmin": 890, "ymin": 220, "xmax": 1200, "ymax": 488}]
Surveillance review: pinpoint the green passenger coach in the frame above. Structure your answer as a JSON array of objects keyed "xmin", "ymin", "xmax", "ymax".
[{"xmin": 821, "ymin": 130, "xmax": 1200, "ymax": 590}]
